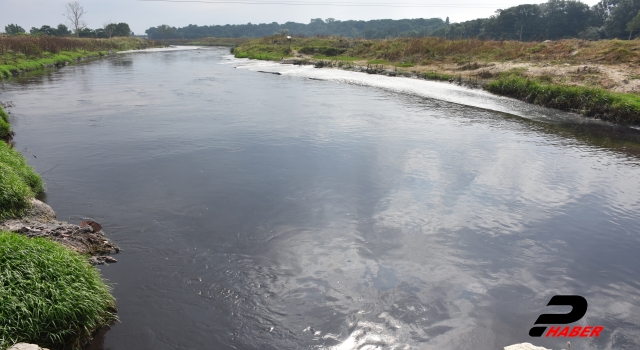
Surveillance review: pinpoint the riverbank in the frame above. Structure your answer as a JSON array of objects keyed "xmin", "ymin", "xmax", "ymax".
[
  {"xmin": 233, "ymin": 36, "xmax": 640, "ymax": 124},
  {"xmin": 0, "ymin": 37, "xmax": 161, "ymax": 79},
  {"xmin": 0, "ymin": 103, "xmax": 119, "ymax": 347}
]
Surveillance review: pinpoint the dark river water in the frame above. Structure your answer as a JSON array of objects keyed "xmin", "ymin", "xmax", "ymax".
[{"xmin": 2, "ymin": 47, "xmax": 640, "ymax": 350}]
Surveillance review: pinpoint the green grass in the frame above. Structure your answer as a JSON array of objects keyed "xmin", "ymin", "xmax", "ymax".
[
  {"xmin": 395, "ymin": 62, "xmax": 415, "ymax": 68},
  {"xmin": 486, "ymin": 76, "xmax": 640, "ymax": 124},
  {"xmin": 0, "ymin": 107, "xmax": 10, "ymax": 141},
  {"xmin": 0, "ymin": 231, "xmax": 117, "ymax": 349},
  {"xmin": 0, "ymin": 112, "xmax": 44, "ymax": 220}
]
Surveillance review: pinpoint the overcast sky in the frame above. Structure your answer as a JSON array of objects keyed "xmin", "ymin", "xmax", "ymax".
[{"xmin": 3, "ymin": 0, "xmax": 602, "ymax": 35}]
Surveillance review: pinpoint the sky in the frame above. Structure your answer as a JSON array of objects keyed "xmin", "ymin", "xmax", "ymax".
[{"xmin": 2, "ymin": 0, "xmax": 602, "ymax": 35}]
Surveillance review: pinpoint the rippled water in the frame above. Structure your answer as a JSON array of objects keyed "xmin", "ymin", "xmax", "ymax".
[{"xmin": 2, "ymin": 47, "xmax": 640, "ymax": 350}]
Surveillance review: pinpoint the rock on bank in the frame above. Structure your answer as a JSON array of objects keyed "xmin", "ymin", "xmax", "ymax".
[{"xmin": 0, "ymin": 199, "xmax": 120, "ymax": 264}]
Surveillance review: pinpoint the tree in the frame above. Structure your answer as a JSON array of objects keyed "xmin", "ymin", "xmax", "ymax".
[
  {"xmin": 64, "ymin": 1, "xmax": 87, "ymax": 37},
  {"xmin": 113, "ymin": 23, "xmax": 131, "ymax": 37},
  {"xmin": 627, "ymin": 10, "xmax": 640, "ymax": 38},
  {"xmin": 78, "ymin": 28, "xmax": 96, "ymax": 37},
  {"xmin": 57, "ymin": 24, "xmax": 71, "ymax": 36},
  {"xmin": 103, "ymin": 22, "xmax": 116, "ymax": 38},
  {"xmin": 542, "ymin": 0, "xmax": 590, "ymax": 39},
  {"xmin": 600, "ymin": 0, "xmax": 640, "ymax": 38},
  {"xmin": 5, "ymin": 24, "xmax": 25, "ymax": 35}
]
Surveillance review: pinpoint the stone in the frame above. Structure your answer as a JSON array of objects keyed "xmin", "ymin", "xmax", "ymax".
[
  {"xmin": 0, "ymin": 218, "xmax": 120, "ymax": 256},
  {"xmin": 504, "ymin": 343, "xmax": 551, "ymax": 350},
  {"xmin": 8, "ymin": 343, "xmax": 49, "ymax": 350},
  {"xmin": 24, "ymin": 199, "xmax": 56, "ymax": 221}
]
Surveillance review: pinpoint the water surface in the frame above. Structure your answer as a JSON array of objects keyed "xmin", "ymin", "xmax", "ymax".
[{"xmin": 2, "ymin": 47, "xmax": 640, "ymax": 350}]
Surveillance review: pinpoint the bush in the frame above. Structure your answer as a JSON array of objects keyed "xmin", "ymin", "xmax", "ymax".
[{"xmin": 0, "ymin": 231, "xmax": 117, "ymax": 349}]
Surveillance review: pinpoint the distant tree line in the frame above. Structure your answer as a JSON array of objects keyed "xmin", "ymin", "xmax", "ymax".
[
  {"xmin": 145, "ymin": 18, "xmax": 448, "ymax": 39},
  {"xmin": 447, "ymin": 0, "xmax": 640, "ymax": 40},
  {"xmin": 3, "ymin": 23, "xmax": 132, "ymax": 38},
  {"xmin": 146, "ymin": 0, "xmax": 640, "ymax": 40}
]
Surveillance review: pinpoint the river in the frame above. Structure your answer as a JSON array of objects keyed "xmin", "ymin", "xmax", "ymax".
[{"xmin": 2, "ymin": 47, "xmax": 640, "ymax": 349}]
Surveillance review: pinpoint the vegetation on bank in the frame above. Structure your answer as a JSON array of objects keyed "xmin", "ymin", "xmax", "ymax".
[
  {"xmin": 233, "ymin": 36, "xmax": 640, "ymax": 124},
  {"xmin": 0, "ymin": 107, "xmax": 11, "ymax": 142},
  {"xmin": 0, "ymin": 231, "xmax": 117, "ymax": 350},
  {"xmin": 0, "ymin": 37, "xmax": 161, "ymax": 79},
  {"xmin": 0, "ymin": 106, "xmax": 44, "ymax": 220},
  {"xmin": 486, "ymin": 76, "xmax": 640, "ymax": 124}
]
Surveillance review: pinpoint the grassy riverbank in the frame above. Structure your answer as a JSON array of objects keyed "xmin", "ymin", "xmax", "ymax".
[
  {"xmin": 0, "ymin": 37, "xmax": 161, "ymax": 79},
  {"xmin": 0, "ymin": 231, "xmax": 117, "ymax": 349},
  {"xmin": 233, "ymin": 36, "xmax": 640, "ymax": 124},
  {"xmin": 0, "ymin": 106, "xmax": 43, "ymax": 220},
  {"xmin": 1, "ymin": 103, "xmax": 116, "ymax": 349}
]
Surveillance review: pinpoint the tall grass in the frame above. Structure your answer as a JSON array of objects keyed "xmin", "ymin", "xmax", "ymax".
[
  {"xmin": 486, "ymin": 76, "xmax": 640, "ymax": 124},
  {"xmin": 0, "ymin": 231, "xmax": 117, "ymax": 349}
]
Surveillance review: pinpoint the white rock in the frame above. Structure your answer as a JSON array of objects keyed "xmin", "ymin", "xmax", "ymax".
[
  {"xmin": 504, "ymin": 343, "xmax": 551, "ymax": 350},
  {"xmin": 8, "ymin": 344, "xmax": 49, "ymax": 350}
]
